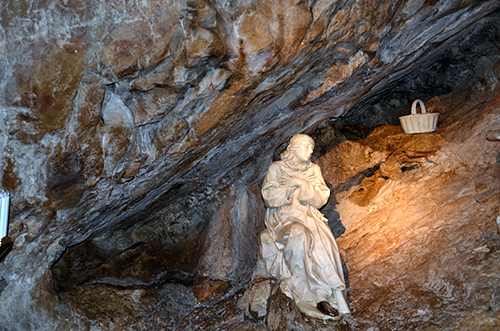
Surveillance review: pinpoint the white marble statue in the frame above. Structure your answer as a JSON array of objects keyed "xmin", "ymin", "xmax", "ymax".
[{"xmin": 259, "ymin": 134, "xmax": 351, "ymax": 319}]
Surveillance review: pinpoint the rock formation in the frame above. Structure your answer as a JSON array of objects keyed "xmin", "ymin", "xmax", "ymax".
[{"xmin": 0, "ymin": 1, "xmax": 499, "ymax": 330}]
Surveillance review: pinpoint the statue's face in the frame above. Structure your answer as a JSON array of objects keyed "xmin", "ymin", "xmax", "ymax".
[{"xmin": 293, "ymin": 140, "xmax": 314, "ymax": 163}]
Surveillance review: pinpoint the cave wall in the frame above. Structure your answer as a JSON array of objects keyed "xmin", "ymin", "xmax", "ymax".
[{"xmin": 1, "ymin": 1, "xmax": 500, "ymax": 330}]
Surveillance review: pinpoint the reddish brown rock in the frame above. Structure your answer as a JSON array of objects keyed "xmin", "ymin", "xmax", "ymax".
[
  {"xmin": 317, "ymin": 140, "xmax": 386, "ymax": 187},
  {"xmin": 326, "ymin": 86, "xmax": 500, "ymax": 331}
]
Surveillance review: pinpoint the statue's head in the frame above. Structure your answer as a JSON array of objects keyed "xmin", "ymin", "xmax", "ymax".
[{"xmin": 281, "ymin": 134, "xmax": 315, "ymax": 164}]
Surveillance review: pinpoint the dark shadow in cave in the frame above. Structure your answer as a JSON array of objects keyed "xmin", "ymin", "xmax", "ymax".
[
  {"xmin": 322, "ymin": 180, "xmax": 346, "ymax": 239},
  {"xmin": 51, "ymin": 181, "xmax": 218, "ymax": 295},
  {"xmin": 324, "ymin": 8, "xmax": 500, "ymax": 146}
]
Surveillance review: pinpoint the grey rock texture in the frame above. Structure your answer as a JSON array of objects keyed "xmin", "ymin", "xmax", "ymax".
[{"xmin": 0, "ymin": 0, "xmax": 500, "ymax": 330}]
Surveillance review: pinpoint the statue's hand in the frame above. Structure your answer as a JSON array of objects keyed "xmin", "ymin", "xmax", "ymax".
[{"xmin": 279, "ymin": 176, "xmax": 305, "ymax": 188}]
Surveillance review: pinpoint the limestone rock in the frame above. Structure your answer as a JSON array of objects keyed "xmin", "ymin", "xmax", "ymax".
[
  {"xmin": 1, "ymin": 1, "xmax": 500, "ymax": 330},
  {"xmin": 317, "ymin": 140, "xmax": 386, "ymax": 188},
  {"xmin": 238, "ymin": 275, "xmax": 278, "ymax": 321}
]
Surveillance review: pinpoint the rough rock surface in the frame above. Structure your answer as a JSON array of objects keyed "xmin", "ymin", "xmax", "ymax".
[
  {"xmin": 0, "ymin": 1, "xmax": 500, "ymax": 330},
  {"xmin": 332, "ymin": 86, "xmax": 500, "ymax": 330}
]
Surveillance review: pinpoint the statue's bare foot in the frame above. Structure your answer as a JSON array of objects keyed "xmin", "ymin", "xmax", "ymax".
[{"xmin": 316, "ymin": 301, "xmax": 339, "ymax": 317}]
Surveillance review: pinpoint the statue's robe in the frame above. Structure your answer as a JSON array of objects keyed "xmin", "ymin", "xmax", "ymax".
[{"xmin": 260, "ymin": 160, "xmax": 351, "ymax": 319}]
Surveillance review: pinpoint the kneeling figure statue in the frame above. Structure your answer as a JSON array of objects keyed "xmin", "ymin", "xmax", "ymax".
[{"xmin": 260, "ymin": 134, "xmax": 351, "ymax": 319}]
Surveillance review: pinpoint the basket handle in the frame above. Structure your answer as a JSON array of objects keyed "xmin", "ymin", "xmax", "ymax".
[{"xmin": 411, "ymin": 99, "xmax": 427, "ymax": 114}]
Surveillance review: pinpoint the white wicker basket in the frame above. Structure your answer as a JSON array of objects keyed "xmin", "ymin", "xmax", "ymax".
[{"xmin": 400, "ymin": 99, "xmax": 439, "ymax": 134}]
